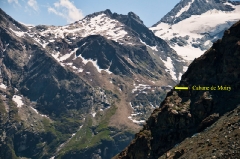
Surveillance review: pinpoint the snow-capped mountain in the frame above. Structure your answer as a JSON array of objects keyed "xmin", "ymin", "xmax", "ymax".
[
  {"xmin": 11, "ymin": 9, "xmax": 187, "ymax": 81},
  {"xmin": 0, "ymin": 8, "xmax": 187, "ymax": 159},
  {"xmin": 150, "ymin": 0, "xmax": 240, "ymax": 61},
  {"xmin": 3, "ymin": 8, "xmax": 183, "ymax": 131}
]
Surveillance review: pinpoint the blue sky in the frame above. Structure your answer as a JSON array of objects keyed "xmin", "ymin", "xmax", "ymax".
[{"xmin": 0, "ymin": 0, "xmax": 180, "ymax": 27}]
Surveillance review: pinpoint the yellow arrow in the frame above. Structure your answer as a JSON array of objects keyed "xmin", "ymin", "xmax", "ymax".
[{"xmin": 174, "ymin": 86, "xmax": 188, "ymax": 90}]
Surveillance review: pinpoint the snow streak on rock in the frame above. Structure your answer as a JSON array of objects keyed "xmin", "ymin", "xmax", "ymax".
[
  {"xmin": 161, "ymin": 57, "xmax": 177, "ymax": 81},
  {"xmin": 175, "ymin": 0, "xmax": 194, "ymax": 17}
]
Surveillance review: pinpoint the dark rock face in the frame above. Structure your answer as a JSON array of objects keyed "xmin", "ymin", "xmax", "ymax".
[
  {"xmin": 112, "ymin": 12, "xmax": 159, "ymax": 46},
  {"xmin": 75, "ymin": 35, "xmax": 162, "ymax": 78},
  {"xmin": 157, "ymin": 106, "xmax": 240, "ymax": 159},
  {"xmin": 198, "ymin": 113, "xmax": 219, "ymax": 132},
  {"xmin": 115, "ymin": 20, "xmax": 240, "ymax": 159}
]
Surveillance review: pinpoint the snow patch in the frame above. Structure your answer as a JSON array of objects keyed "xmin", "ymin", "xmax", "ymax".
[
  {"xmin": 77, "ymin": 68, "xmax": 84, "ymax": 72},
  {"xmin": 10, "ymin": 28, "xmax": 25, "ymax": 37},
  {"xmin": 30, "ymin": 107, "xmax": 49, "ymax": 118},
  {"xmin": 49, "ymin": 39, "xmax": 55, "ymax": 42},
  {"xmin": 128, "ymin": 116, "xmax": 145, "ymax": 124},
  {"xmin": 127, "ymin": 58, "xmax": 134, "ymax": 64},
  {"xmin": 150, "ymin": 103, "xmax": 155, "ymax": 108},
  {"xmin": 139, "ymin": 38, "xmax": 158, "ymax": 51},
  {"xmin": 92, "ymin": 112, "xmax": 96, "ymax": 117},
  {"xmin": 32, "ymin": 36, "xmax": 48, "ymax": 48},
  {"xmin": 161, "ymin": 57, "xmax": 177, "ymax": 81},
  {"xmin": 51, "ymin": 52, "xmax": 61, "ymax": 62},
  {"xmin": 0, "ymin": 83, "xmax": 7, "ymax": 89},
  {"xmin": 12, "ymin": 95, "xmax": 24, "ymax": 108},
  {"xmin": 59, "ymin": 48, "xmax": 78, "ymax": 61},
  {"xmin": 31, "ymin": 107, "xmax": 39, "ymax": 114},
  {"xmin": 178, "ymin": 73, "xmax": 182, "ymax": 81},
  {"xmin": 129, "ymin": 102, "xmax": 133, "ymax": 109},
  {"xmin": 71, "ymin": 133, "xmax": 76, "ymax": 137},
  {"xmin": 132, "ymin": 84, "xmax": 151, "ymax": 93},
  {"xmin": 72, "ymin": 66, "xmax": 77, "ymax": 69},
  {"xmin": 66, "ymin": 63, "xmax": 73, "ymax": 66},
  {"xmin": 183, "ymin": 66, "xmax": 188, "ymax": 72},
  {"xmin": 42, "ymin": 42, "xmax": 49, "ymax": 48},
  {"xmin": 78, "ymin": 54, "xmax": 112, "ymax": 74},
  {"xmin": 172, "ymin": 44, "xmax": 203, "ymax": 61}
]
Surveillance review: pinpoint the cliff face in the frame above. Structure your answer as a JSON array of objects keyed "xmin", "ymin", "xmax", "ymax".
[{"xmin": 115, "ymin": 20, "xmax": 240, "ymax": 159}]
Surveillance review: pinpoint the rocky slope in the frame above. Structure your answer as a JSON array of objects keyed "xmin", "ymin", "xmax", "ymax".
[
  {"xmin": 0, "ymin": 8, "xmax": 183, "ymax": 159},
  {"xmin": 157, "ymin": 106, "xmax": 240, "ymax": 159},
  {"xmin": 150, "ymin": 0, "xmax": 240, "ymax": 62},
  {"xmin": 114, "ymin": 20, "xmax": 240, "ymax": 159}
]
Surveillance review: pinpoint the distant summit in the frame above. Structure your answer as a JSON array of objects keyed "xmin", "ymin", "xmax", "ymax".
[
  {"xmin": 150, "ymin": 0, "xmax": 240, "ymax": 61},
  {"xmin": 153, "ymin": 0, "xmax": 239, "ymax": 26}
]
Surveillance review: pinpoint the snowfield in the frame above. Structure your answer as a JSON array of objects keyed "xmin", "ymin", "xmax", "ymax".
[{"xmin": 150, "ymin": 3, "xmax": 240, "ymax": 61}]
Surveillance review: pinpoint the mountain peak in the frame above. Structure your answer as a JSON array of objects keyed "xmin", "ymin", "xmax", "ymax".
[
  {"xmin": 104, "ymin": 9, "xmax": 112, "ymax": 16},
  {"xmin": 150, "ymin": 0, "xmax": 240, "ymax": 62},
  {"xmin": 83, "ymin": 9, "xmax": 113, "ymax": 20},
  {"xmin": 153, "ymin": 0, "xmax": 240, "ymax": 26},
  {"xmin": 127, "ymin": 11, "xmax": 144, "ymax": 24}
]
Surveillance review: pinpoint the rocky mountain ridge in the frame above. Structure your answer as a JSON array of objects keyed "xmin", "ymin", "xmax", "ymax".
[
  {"xmin": 20, "ymin": 9, "xmax": 187, "ymax": 81},
  {"xmin": 154, "ymin": 0, "xmax": 240, "ymax": 25}
]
